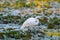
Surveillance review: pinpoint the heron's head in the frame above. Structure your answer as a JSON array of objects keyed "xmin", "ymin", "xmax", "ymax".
[
  {"xmin": 35, "ymin": 16, "xmax": 47, "ymax": 22},
  {"xmin": 35, "ymin": 16, "xmax": 42, "ymax": 22},
  {"xmin": 26, "ymin": 17, "xmax": 39, "ymax": 26},
  {"xmin": 33, "ymin": 18, "xmax": 39, "ymax": 26}
]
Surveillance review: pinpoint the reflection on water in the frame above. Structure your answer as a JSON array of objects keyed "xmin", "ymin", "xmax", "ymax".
[{"xmin": 0, "ymin": 24, "xmax": 60, "ymax": 40}]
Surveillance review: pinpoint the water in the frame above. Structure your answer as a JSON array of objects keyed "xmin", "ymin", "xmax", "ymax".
[{"xmin": 0, "ymin": 20, "xmax": 59, "ymax": 39}]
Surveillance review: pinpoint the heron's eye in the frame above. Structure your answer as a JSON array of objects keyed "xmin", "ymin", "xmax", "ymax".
[{"xmin": 35, "ymin": 20, "xmax": 37, "ymax": 22}]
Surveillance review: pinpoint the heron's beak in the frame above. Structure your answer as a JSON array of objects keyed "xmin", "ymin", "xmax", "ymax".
[
  {"xmin": 37, "ymin": 18, "xmax": 41, "ymax": 22},
  {"xmin": 36, "ymin": 16, "xmax": 41, "ymax": 21},
  {"xmin": 37, "ymin": 17, "xmax": 40, "ymax": 19}
]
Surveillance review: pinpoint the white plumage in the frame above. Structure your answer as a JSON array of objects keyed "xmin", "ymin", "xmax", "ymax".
[{"xmin": 20, "ymin": 17, "xmax": 39, "ymax": 31}]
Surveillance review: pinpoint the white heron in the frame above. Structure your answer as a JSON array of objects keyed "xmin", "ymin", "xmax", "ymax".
[{"xmin": 20, "ymin": 17, "xmax": 40, "ymax": 31}]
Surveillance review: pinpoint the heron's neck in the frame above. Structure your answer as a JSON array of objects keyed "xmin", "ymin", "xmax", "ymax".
[{"xmin": 20, "ymin": 25, "xmax": 25, "ymax": 29}]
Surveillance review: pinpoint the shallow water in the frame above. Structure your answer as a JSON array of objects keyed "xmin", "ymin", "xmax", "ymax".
[{"xmin": 0, "ymin": 24, "xmax": 60, "ymax": 40}]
